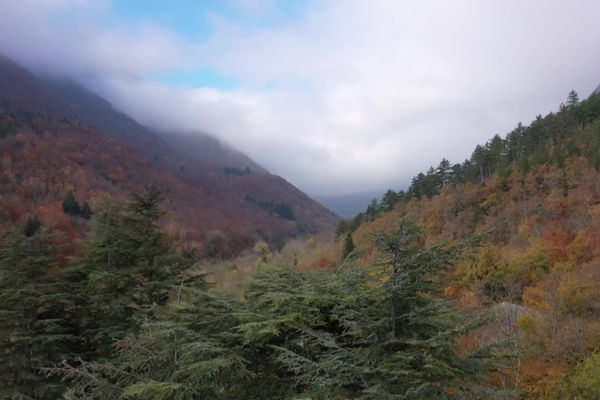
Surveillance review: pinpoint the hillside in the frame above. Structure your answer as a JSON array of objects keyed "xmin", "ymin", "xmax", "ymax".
[
  {"xmin": 338, "ymin": 89, "xmax": 600, "ymax": 397},
  {"xmin": 0, "ymin": 56, "xmax": 338, "ymax": 255}
]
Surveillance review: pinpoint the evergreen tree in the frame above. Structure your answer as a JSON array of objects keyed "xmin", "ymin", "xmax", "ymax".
[
  {"xmin": 567, "ymin": 90, "xmax": 580, "ymax": 109},
  {"xmin": 341, "ymin": 231, "xmax": 355, "ymax": 261},
  {"xmin": 381, "ymin": 189, "xmax": 399, "ymax": 211},
  {"xmin": 365, "ymin": 198, "xmax": 379, "ymax": 221},
  {"xmin": 80, "ymin": 201, "xmax": 93, "ymax": 220},
  {"xmin": 62, "ymin": 191, "xmax": 81, "ymax": 217},
  {"xmin": 437, "ymin": 158, "xmax": 452, "ymax": 186},
  {"xmin": 55, "ymin": 289, "xmax": 250, "ymax": 400},
  {"xmin": 60, "ymin": 221, "xmax": 509, "ymax": 399},
  {"xmin": 0, "ymin": 229, "xmax": 77, "ymax": 399},
  {"xmin": 335, "ymin": 219, "xmax": 350, "ymax": 237},
  {"xmin": 76, "ymin": 188, "xmax": 203, "ymax": 357},
  {"xmin": 23, "ymin": 214, "xmax": 41, "ymax": 237}
]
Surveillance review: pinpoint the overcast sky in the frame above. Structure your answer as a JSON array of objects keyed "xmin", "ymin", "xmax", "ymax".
[{"xmin": 1, "ymin": 0, "xmax": 600, "ymax": 196}]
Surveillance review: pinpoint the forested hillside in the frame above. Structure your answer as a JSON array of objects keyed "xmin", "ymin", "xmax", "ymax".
[
  {"xmin": 338, "ymin": 89, "xmax": 600, "ymax": 398},
  {"xmin": 0, "ymin": 56, "xmax": 338, "ymax": 257},
  {"xmin": 0, "ymin": 187, "xmax": 512, "ymax": 399}
]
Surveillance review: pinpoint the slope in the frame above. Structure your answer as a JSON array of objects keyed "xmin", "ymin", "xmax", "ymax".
[
  {"xmin": 339, "ymin": 89, "xmax": 600, "ymax": 396},
  {"xmin": 0, "ymin": 55, "xmax": 338, "ymax": 255}
]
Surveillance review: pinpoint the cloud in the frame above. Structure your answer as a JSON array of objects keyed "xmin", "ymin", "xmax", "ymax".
[{"xmin": 1, "ymin": 0, "xmax": 600, "ymax": 196}]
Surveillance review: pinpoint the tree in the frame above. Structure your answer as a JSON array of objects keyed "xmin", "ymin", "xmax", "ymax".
[
  {"xmin": 58, "ymin": 221, "xmax": 510, "ymax": 399},
  {"xmin": 80, "ymin": 201, "xmax": 93, "ymax": 220},
  {"xmin": 437, "ymin": 158, "xmax": 452, "ymax": 186},
  {"xmin": 365, "ymin": 198, "xmax": 379, "ymax": 221},
  {"xmin": 335, "ymin": 219, "xmax": 350, "ymax": 237},
  {"xmin": 564, "ymin": 352, "xmax": 600, "ymax": 399},
  {"xmin": 341, "ymin": 231, "xmax": 355, "ymax": 261},
  {"xmin": 381, "ymin": 189, "xmax": 399, "ymax": 211},
  {"xmin": 55, "ymin": 289, "xmax": 251, "ymax": 400},
  {"xmin": 62, "ymin": 191, "xmax": 81, "ymax": 217},
  {"xmin": 471, "ymin": 144, "xmax": 490, "ymax": 182},
  {"xmin": 23, "ymin": 214, "xmax": 41, "ymax": 237},
  {"xmin": 75, "ymin": 188, "xmax": 203, "ymax": 357},
  {"xmin": 0, "ymin": 229, "xmax": 77, "ymax": 399},
  {"xmin": 567, "ymin": 90, "xmax": 580, "ymax": 109}
]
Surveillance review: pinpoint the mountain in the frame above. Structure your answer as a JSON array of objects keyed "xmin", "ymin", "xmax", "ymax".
[
  {"xmin": 41, "ymin": 76, "xmax": 265, "ymax": 172},
  {"xmin": 0, "ymin": 55, "xmax": 338, "ymax": 255},
  {"xmin": 339, "ymin": 88, "xmax": 600, "ymax": 396},
  {"xmin": 314, "ymin": 189, "xmax": 384, "ymax": 218}
]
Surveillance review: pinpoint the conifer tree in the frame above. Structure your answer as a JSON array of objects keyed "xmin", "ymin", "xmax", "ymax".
[
  {"xmin": 60, "ymin": 220, "xmax": 509, "ymax": 399},
  {"xmin": 23, "ymin": 214, "xmax": 41, "ymax": 237},
  {"xmin": 0, "ymin": 229, "xmax": 77, "ymax": 399},
  {"xmin": 57, "ymin": 289, "xmax": 251, "ymax": 400},
  {"xmin": 80, "ymin": 201, "xmax": 93, "ymax": 220},
  {"xmin": 62, "ymin": 191, "xmax": 81, "ymax": 217},
  {"xmin": 381, "ymin": 189, "xmax": 400, "ymax": 211},
  {"xmin": 341, "ymin": 231, "xmax": 355, "ymax": 261},
  {"xmin": 76, "ymin": 188, "xmax": 202, "ymax": 357}
]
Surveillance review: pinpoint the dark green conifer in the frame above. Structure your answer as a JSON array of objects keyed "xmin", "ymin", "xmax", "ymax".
[
  {"xmin": 341, "ymin": 231, "xmax": 355, "ymax": 261},
  {"xmin": 0, "ymin": 229, "xmax": 77, "ymax": 399},
  {"xmin": 77, "ymin": 188, "xmax": 203, "ymax": 357},
  {"xmin": 59, "ymin": 219, "xmax": 509, "ymax": 399},
  {"xmin": 62, "ymin": 191, "xmax": 81, "ymax": 217},
  {"xmin": 80, "ymin": 201, "xmax": 93, "ymax": 220},
  {"xmin": 23, "ymin": 214, "xmax": 41, "ymax": 237}
]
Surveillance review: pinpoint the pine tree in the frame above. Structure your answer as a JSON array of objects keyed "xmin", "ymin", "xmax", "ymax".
[
  {"xmin": 567, "ymin": 90, "xmax": 580, "ymax": 109},
  {"xmin": 381, "ymin": 189, "xmax": 399, "ymax": 211},
  {"xmin": 62, "ymin": 191, "xmax": 81, "ymax": 217},
  {"xmin": 437, "ymin": 158, "xmax": 452, "ymax": 186},
  {"xmin": 23, "ymin": 214, "xmax": 41, "ymax": 237},
  {"xmin": 80, "ymin": 201, "xmax": 93, "ymax": 220},
  {"xmin": 0, "ymin": 229, "xmax": 77, "ymax": 399},
  {"xmin": 57, "ymin": 218, "xmax": 509, "ymax": 399},
  {"xmin": 341, "ymin": 231, "xmax": 355, "ymax": 261},
  {"xmin": 56, "ymin": 289, "xmax": 251, "ymax": 400},
  {"xmin": 76, "ymin": 188, "xmax": 203, "ymax": 357}
]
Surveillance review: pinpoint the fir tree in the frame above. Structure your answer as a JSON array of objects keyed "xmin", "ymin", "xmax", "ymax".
[
  {"xmin": 80, "ymin": 201, "xmax": 93, "ymax": 220},
  {"xmin": 341, "ymin": 231, "xmax": 355, "ymax": 261},
  {"xmin": 60, "ymin": 221, "xmax": 510, "ymax": 399},
  {"xmin": 62, "ymin": 191, "xmax": 81, "ymax": 217},
  {"xmin": 381, "ymin": 189, "xmax": 400, "ymax": 211},
  {"xmin": 23, "ymin": 214, "xmax": 41, "ymax": 237},
  {"xmin": 0, "ymin": 229, "xmax": 77, "ymax": 399},
  {"xmin": 75, "ymin": 188, "xmax": 204, "ymax": 357}
]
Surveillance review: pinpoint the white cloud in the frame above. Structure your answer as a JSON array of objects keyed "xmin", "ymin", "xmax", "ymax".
[{"xmin": 1, "ymin": 0, "xmax": 600, "ymax": 196}]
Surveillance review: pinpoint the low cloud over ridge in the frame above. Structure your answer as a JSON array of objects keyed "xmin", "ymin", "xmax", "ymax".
[{"xmin": 1, "ymin": 0, "xmax": 600, "ymax": 196}]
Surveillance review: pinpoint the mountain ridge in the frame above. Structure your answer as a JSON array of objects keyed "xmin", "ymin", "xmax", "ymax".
[{"xmin": 0, "ymin": 55, "xmax": 338, "ymax": 255}]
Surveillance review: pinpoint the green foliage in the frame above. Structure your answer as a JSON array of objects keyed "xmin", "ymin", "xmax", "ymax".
[
  {"xmin": 58, "ymin": 289, "xmax": 250, "ymax": 400},
  {"xmin": 245, "ymin": 195, "xmax": 295, "ymax": 220},
  {"xmin": 23, "ymin": 214, "xmax": 42, "ymax": 237},
  {"xmin": 355, "ymin": 90, "xmax": 600, "ymax": 229},
  {"xmin": 74, "ymin": 188, "xmax": 205, "ymax": 357},
  {"xmin": 59, "ymin": 219, "xmax": 509, "ymax": 399},
  {"xmin": 224, "ymin": 165, "xmax": 251, "ymax": 176},
  {"xmin": 80, "ymin": 201, "xmax": 94, "ymax": 219},
  {"xmin": 63, "ymin": 190, "xmax": 81, "ymax": 217},
  {"xmin": 341, "ymin": 231, "xmax": 355, "ymax": 261},
  {"xmin": 63, "ymin": 191, "xmax": 94, "ymax": 219},
  {"xmin": 560, "ymin": 352, "xmax": 600, "ymax": 399},
  {"xmin": 0, "ymin": 229, "xmax": 78, "ymax": 399}
]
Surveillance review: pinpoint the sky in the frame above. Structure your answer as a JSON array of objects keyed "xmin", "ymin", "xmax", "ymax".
[{"xmin": 1, "ymin": 0, "xmax": 600, "ymax": 197}]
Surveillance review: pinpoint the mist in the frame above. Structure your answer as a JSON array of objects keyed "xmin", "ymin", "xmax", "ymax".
[{"xmin": 1, "ymin": 0, "xmax": 600, "ymax": 196}]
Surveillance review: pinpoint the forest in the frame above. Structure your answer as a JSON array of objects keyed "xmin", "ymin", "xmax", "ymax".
[
  {"xmin": 336, "ymin": 89, "xmax": 600, "ymax": 398},
  {"xmin": 0, "ymin": 183, "xmax": 509, "ymax": 399},
  {"xmin": 3, "ymin": 74, "xmax": 600, "ymax": 399}
]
